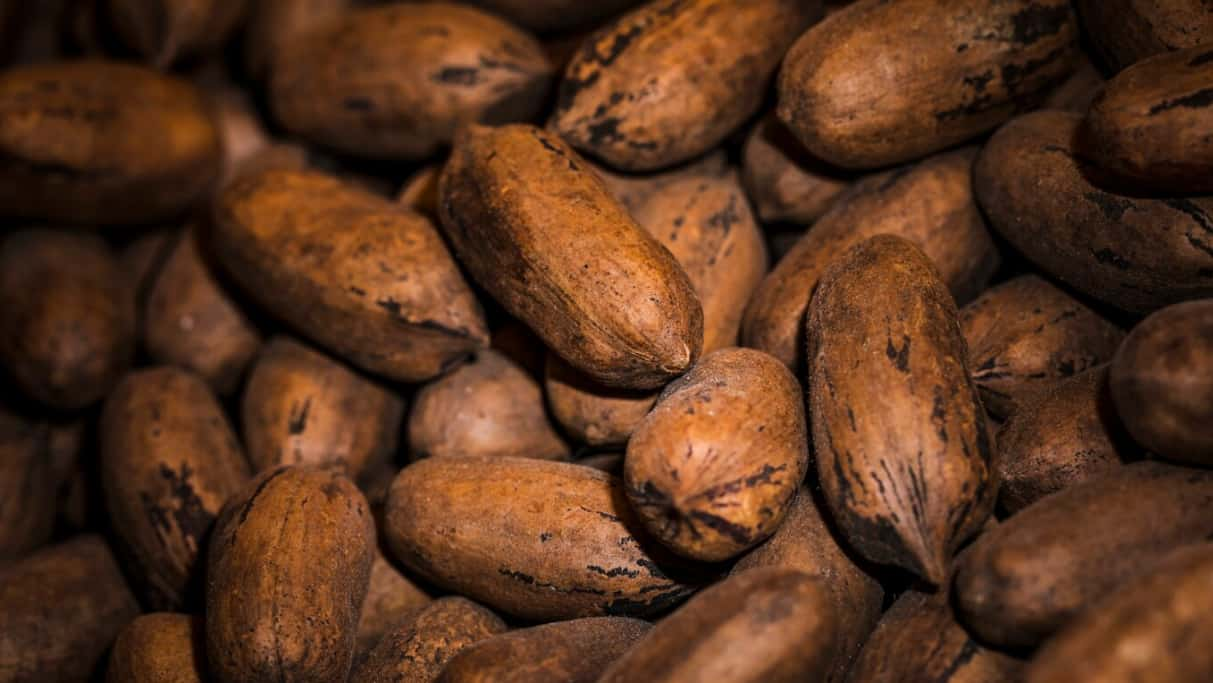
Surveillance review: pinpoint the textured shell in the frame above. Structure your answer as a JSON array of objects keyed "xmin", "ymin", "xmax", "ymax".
[
  {"xmin": 1075, "ymin": 0, "xmax": 1213, "ymax": 73},
  {"xmin": 624, "ymin": 348, "xmax": 808, "ymax": 561},
  {"xmin": 241, "ymin": 336, "xmax": 404, "ymax": 477},
  {"xmin": 439, "ymin": 123, "xmax": 701, "ymax": 390},
  {"xmin": 271, "ymin": 3, "xmax": 552, "ymax": 160},
  {"xmin": 1110, "ymin": 299, "xmax": 1213, "ymax": 465},
  {"xmin": 354, "ymin": 548, "xmax": 433, "ymax": 655},
  {"xmin": 778, "ymin": 0, "xmax": 1078, "ymax": 169},
  {"xmin": 742, "ymin": 147, "xmax": 998, "ymax": 370},
  {"xmin": 1025, "ymin": 543, "xmax": 1213, "ymax": 683},
  {"xmin": 955, "ymin": 461, "xmax": 1213, "ymax": 648},
  {"xmin": 206, "ymin": 467, "xmax": 375, "ymax": 683},
  {"xmin": 808, "ymin": 235, "xmax": 996, "ymax": 584},
  {"xmin": 741, "ymin": 113, "xmax": 851, "ymax": 225},
  {"xmin": 0, "ymin": 410, "xmax": 57, "ymax": 562},
  {"xmin": 960, "ymin": 274, "xmax": 1125, "ymax": 418},
  {"xmin": 551, "ymin": 0, "xmax": 820, "ymax": 171},
  {"xmin": 975, "ymin": 110, "xmax": 1213, "ymax": 313},
  {"xmin": 353, "ymin": 596, "xmax": 506, "ymax": 683},
  {"xmin": 106, "ymin": 613, "xmax": 206, "ymax": 683},
  {"xmin": 384, "ymin": 456, "xmax": 704, "ymax": 621},
  {"xmin": 544, "ymin": 352, "xmax": 657, "ymax": 447},
  {"xmin": 589, "ymin": 151, "xmax": 728, "ymax": 215},
  {"xmin": 100, "ymin": 367, "xmax": 251, "ymax": 610},
  {"xmin": 998, "ymin": 366, "xmax": 1134, "ymax": 514},
  {"xmin": 109, "ymin": 0, "xmax": 248, "ymax": 67},
  {"xmin": 1083, "ymin": 45, "xmax": 1213, "ymax": 195},
  {"xmin": 0, "ymin": 60, "xmax": 221, "ymax": 224},
  {"xmin": 0, "ymin": 536, "xmax": 140, "ymax": 683},
  {"xmin": 438, "ymin": 617, "xmax": 648, "ymax": 683},
  {"xmin": 144, "ymin": 227, "xmax": 261, "ymax": 396},
  {"xmin": 732, "ymin": 488, "xmax": 883, "ymax": 683},
  {"xmin": 0, "ymin": 229, "xmax": 134, "ymax": 410},
  {"xmin": 408, "ymin": 349, "xmax": 568, "ymax": 461},
  {"xmin": 213, "ymin": 168, "xmax": 488, "ymax": 382},
  {"xmin": 846, "ymin": 590, "xmax": 1024, "ymax": 683},
  {"xmin": 597, "ymin": 568, "xmax": 838, "ymax": 683}
]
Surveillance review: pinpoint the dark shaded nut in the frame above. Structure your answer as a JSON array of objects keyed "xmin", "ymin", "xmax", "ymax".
[
  {"xmin": 598, "ymin": 568, "xmax": 838, "ymax": 683},
  {"xmin": 101, "ymin": 367, "xmax": 251, "ymax": 610},
  {"xmin": 209, "ymin": 86, "xmax": 275, "ymax": 185},
  {"xmin": 0, "ymin": 409, "xmax": 57, "ymax": 562},
  {"xmin": 625, "ymin": 348, "xmax": 808, "ymax": 561},
  {"xmin": 1025, "ymin": 543, "xmax": 1213, "ymax": 683},
  {"xmin": 242, "ymin": 336, "xmax": 405, "ymax": 478},
  {"xmin": 354, "ymin": 597, "xmax": 504, "ymax": 683},
  {"xmin": 732, "ymin": 488, "xmax": 883, "ymax": 683},
  {"xmin": 120, "ymin": 229, "xmax": 176, "ymax": 296},
  {"xmin": 384, "ymin": 456, "xmax": 703, "ymax": 621},
  {"xmin": 206, "ymin": 467, "xmax": 375, "ymax": 683},
  {"xmin": 975, "ymin": 110, "xmax": 1213, "ymax": 313},
  {"xmin": 846, "ymin": 589, "xmax": 1024, "ymax": 683},
  {"xmin": 355, "ymin": 548, "xmax": 433, "ymax": 656},
  {"xmin": 0, "ymin": 229, "xmax": 135, "ymax": 410},
  {"xmin": 0, "ymin": 60, "xmax": 221, "ymax": 225},
  {"xmin": 433, "ymin": 0, "xmax": 645, "ymax": 33},
  {"xmin": 743, "ymin": 147, "xmax": 998, "ymax": 370},
  {"xmin": 213, "ymin": 168, "xmax": 488, "ymax": 383},
  {"xmin": 741, "ymin": 113, "xmax": 851, "ymax": 225},
  {"xmin": 106, "ymin": 613, "xmax": 206, "ymax": 683},
  {"xmin": 439, "ymin": 124, "xmax": 701, "ymax": 390},
  {"xmin": 778, "ymin": 0, "xmax": 1078, "ymax": 169},
  {"xmin": 1082, "ymin": 45, "xmax": 1213, "ymax": 195},
  {"xmin": 808, "ymin": 235, "xmax": 996, "ymax": 584},
  {"xmin": 408, "ymin": 349, "xmax": 568, "ymax": 461},
  {"xmin": 244, "ymin": 0, "xmax": 348, "ymax": 80},
  {"xmin": 438, "ymin": 617, "xmax": 647, "ymax": 683},
  {"xmin": 552, "ymin": 0, "xmax": 820, "ymax": 171},
  {"xmin": 144, "ymin": 226, "xmax": 261, "ymax": 396},
  {"xmin": 398, "ymin": 164, "xmax": 441, "ymax": 220},
  {"xmin": 998, "ymin": 366, "xmax": 1135, "ymax": 514},
  {"xmin": 961, "ymin": 275, "xmax": 1125, "ymax": 418},
  {"xmin": 1042, "ymin": 54, "xmax": 1106, "ymax": 113},
  {"xmin": 576, "ymin": 452, "xmax": 624, "ymax": 474},
  {"xmin": 1074, "ymin": 0, "xmax": 1213, "ymax": 74},
  {"xmin": 0, "ymin": 536, "xmax": 140, "ymax": 683},
  {"xmin": 955, "ymin": 461, "xmax": 1213, "ymax": 648},
  {"xmin": 271, "ymin": 3, "xmax": 552, "ymax": 160},
  {"xmin": 107, "ymin": 0, "xmax": 248, "ymax": 67},
  {"xmin": 588, "ymin": 151, "xmax": 728, "ymax": 215},
  {"xmin": 1110, "ymin": 299, "xmax": 1213, "ymax": 466},
  {"xmin": 544, "ymin": 352, "xmax": 657, "ymax": 447}
]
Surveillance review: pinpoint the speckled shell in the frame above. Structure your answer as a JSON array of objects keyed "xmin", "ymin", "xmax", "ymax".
[
  {"xmin": 100, "ymin": 367, "xmax": 251, "ymax": 610},
  {"xmin": 144, "ymin": 226, "xmax": 261, "ymax": 396},
  {"xmin": 0, "ymin": 229, "xmax": 135, "ymax": 410},
  {"xmin": 846, "ymin": 590, "xmax": 1024, "ymax": 683},
  {"xmin": 206, "ymin": 466, "xmax": 375, "ymax": 683},
  {"xmin": 106, "ymin": 613, "xmax": 206, "ymax": 683},
  {"xmin": 438, "ymin": 617, "xmax": 648, "ymax": 683},
  {"xmin": 778, "ymin": 0, "xmax": 1078, "ymax": 169},
  {"xmin": 743, "ymin": 147, "xmax": 998, "ymax": 370},
  {"xmin": 353, "ymin": 596, "xmax": 505, "ymax": 683},
  {"xmin": 998, "ymin": 366, "xmax": 1134, "ymax": 514},
  {"xmin": 241, "ymin": 336, "xmax": 404, "ymax": 478},
  {"xmin": 0, "ymin": 410, "xmax": 57, "ymax": 562},
  {"xmin": 0, "ymin": 536, "xmax": 140, "ymax": 683},
  {"xmin": 544, "ymin": 352, "xmax": 657, "ymax": 447},
  {"xmin": 1111, "ymin": 299, "xmax": 1213, "ymax": 466},
  {"xmin": 271, "ymin": 3, "xmax": 552, "ymax": 160},
  {"xmin": 551, "ymin": 0, "xmax": 820, "ymax": 171},
  {"xmin": 597, "ymin": 568, "xmax": 838, "ymax": 683},
  {"xmin": 213, "ymin": 168, "xmax": 488, "ymax": 383},
  {"xmin": 741, "ymin": 114, "xmax": 852, "ymax": 225},
  {"xmin": 384, "ymin": 456, "xmax": 704, "ymax": 621},
  {"xmin": 975, "ymin": 110, "xmax": 1213, "ymax": 313},
  {"xmin": 439, "ymin": 124, "xmax": 702, "ymax": 390},
  {"xmin": 960, "ymin": 275, "xmax": 1125, "ymax": 418},
  {"xmin": 808, "ymin": 235, "xmax": 996, "ymax": 584},
  {"xmin": 408, "ymin": 349, "xmax": 568, "ymax": 461},
  {"xmin": 732, "ymin": 488, "xmax": 884, "ymax": 683},
  {"xmin": 955, "ymin": 461, "xmax": 1213, "ymax": 648},
  {"xmin": 0, "ymin": 60, "xmax": 221, "ymax": 225},
  {"xmin": 1075, "ymin": 0, "xmax": 1213, "ymax": 73},
  {"xmin": 1082, "ymin": 45, "xmax": 1213, "ymax": 194},
  {"xmin": 1025, "ymin": 543, "xmax": 1213, "ymax": 683},
  {"xmin": 625, "ymin": 348, "xmax": 808, "ymax": 562},
  {"xmin": 354, "ymin": 548, "xmax": 433, "ymax": 657},
  {"xmin": 108, "ymin": 0, "xmax": 249, "ymax": 67}
]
